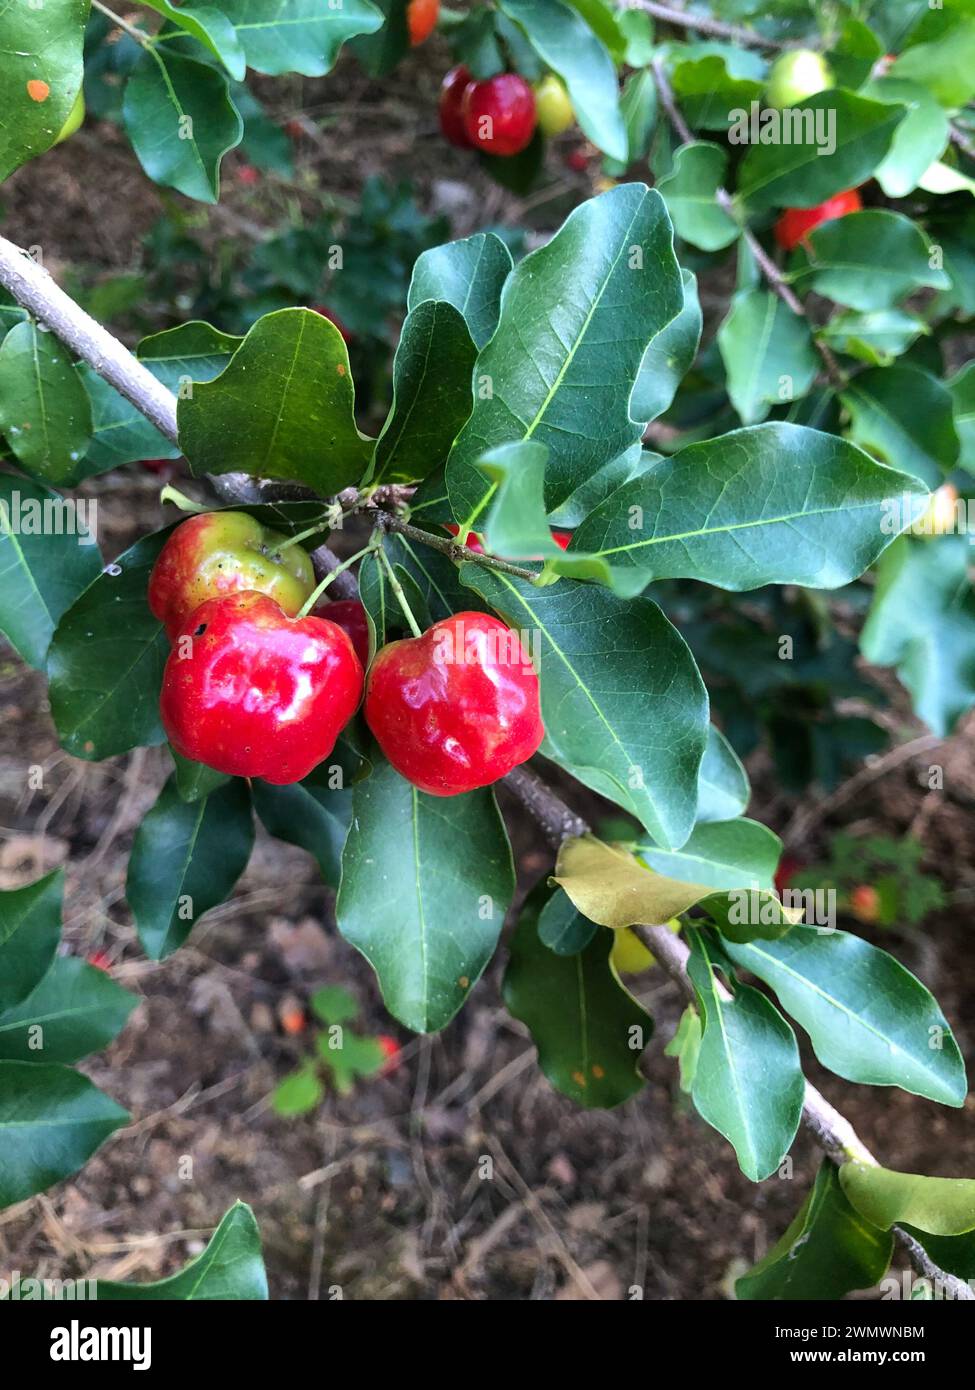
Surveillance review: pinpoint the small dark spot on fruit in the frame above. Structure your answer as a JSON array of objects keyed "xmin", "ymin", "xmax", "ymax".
[{"xmin": 194, "ymin": 623, "xmax": 207, "ymax": 636}]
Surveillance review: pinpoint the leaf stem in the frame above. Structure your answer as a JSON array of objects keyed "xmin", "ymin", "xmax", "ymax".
[
  {"xmin": 159, "ymin": 484, "xmax": 208, "ymax": 514},
  {"xmin": 377, "ymin": 545, "xmax": 423, "ymax": 638},
  {"xmin": 296, "ymin": 545, "xmax": 372, "ymax": 618}
]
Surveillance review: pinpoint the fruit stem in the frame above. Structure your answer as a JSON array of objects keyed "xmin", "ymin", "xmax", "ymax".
[
  {"xmin": 297, "ymin": 545, "xmax": 373, "ymax": 617},
  {"xmin": 377, "ymin": 546, "xmax": 423, "ymax": 638},
  {"xmin": 159, "ymin": 484, "xmax": 208, "ymax": 514},
  {"xmin": 276, "ymin": 519, "xmax": 334, "ymax": 553}
]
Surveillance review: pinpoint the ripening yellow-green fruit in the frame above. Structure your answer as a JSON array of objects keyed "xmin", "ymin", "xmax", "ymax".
[
  {"xmin": 55, "ymin": 90, "xmax": 85, "ymax": 145},
  {"xmin": 534, "ymin": 74, "xmax": 574, "ymax": 137},
  {"xmin": 765, "ymin": 49, "xmax": 833, "ymax": 108}
]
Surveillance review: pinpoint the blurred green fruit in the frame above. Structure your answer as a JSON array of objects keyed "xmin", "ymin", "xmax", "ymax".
[{"xmin": 766, "ymin": 49, "xmax": 833, "ymax": 108}]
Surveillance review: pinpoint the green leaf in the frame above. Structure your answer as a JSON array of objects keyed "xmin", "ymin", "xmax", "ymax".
[
  {"xmin": 336, "ymin": 756, "xmax": 514, "ymax": 1032},
  {"xmin": 180, "ymin": 308, "xmax": 371, "ymax": 490},
  {"xmin": 891, "ymin": 14, "xmax": 975, "ymax": 106},
  {"xmin": 631, "ymin": 269, "xmax": 702, "ymax": 424},
  {"xmin": 126, "ymin": 777, "xmax": 255, "ymax": 960},
  {"xmin": 603, "ymin": 66, "xmax": 657, "ymax": 177},
  {"xmin": 840, "ymin": 1162, "xmax": 975, "ymax": 1237},
  {"xmin": 717, "ymin": 290, "xmax": 818, "ymax": 425},
  {"xmin": 98, "ymin": 1202, "xmax": 268, "ymax": 1299},
  {"xmin": 864, "ymin": 77, "xmax": 950, "ymax": 198},
  {"xmin": 637, "ymin": 818, "xmax": 781, "ymax": 892},
  {"xmin": 48, "ymin": 527, "xmax": 171, "ymax": 760},
  {"xmin": 140, "ymin": 320, "xmax": 244, "ymax": 390},
  {"xmin": 669, "ymin": 47, "xmax": 765, "ymax": 132},
  {"xmin": 0, "ymin": 0, "xmax": 87, "ymax": 179},
  {"xmin": 820, "ymin": 308, "xmax": 927, "ymax": 367},
  {"xmin": 495, "ymin": 0, "xmax": 626, "ymax": 161},
  {"xmin": 949, "ymin": 361, "xmax": 975, "ymax": 474},
  {"xmin": 723, "ymin": 925, "xmax": 968, "ymax": 1106},
  {"xmin": 0, "ymin": 322, "xmax": 92, "ymax": 484},
  {"xmin": 697, "ymin": 726, "xmax": 749, "ymax": 824},
  {"xmin": 143, "ymin": 1, "xmax": 247, "ymax": 78},
  {"xmin": 0, "ymin": 872, "xmax": 63, "ymax": 1014},
  {"xmin": 0, "ymin": 1061, "xmax": 128, "ymax": 1209},
  {"xmin": 461, "ymin": 567, "xmax": 708, "ymax": 849},
  {"xmin": 664, "ymin": 1004, "xmax": 700, "ymax": 1093},
  {"xmin": 252, "ymin": 769, "xmax": 351, "ymax": 888},
  {"xmin": 445, "ymin": 184, "xmax": 684, "ymax": 524},
  {"xmin": 537, "ymin": 887, "xmax": 598, "ymax": 956},
  {"xmin": 790, "ymin": 211, "xmax": 949, "ymax": 312},
  {"xmin": 218, "ymin": 0, "xmax": 383, "ymax": 75},
  {"xmin": 737, "ymin": 1160, "xmax": 893, "ymax": 1300},
  {"xmin": 687, "ymin": 929, "xmax": 804, "ymax": 1182},
  {"xmin": 0, "ymin": 476, "xmax": 102, "ymax": 668},
  {"xmin": 570, "ymin": 423, "xmax": 926, "ymax": 592},
  {"xmin": 317, "ymin": 1029, "xmax": 384, "ymax": 1092},
  {"xmin": 273, "ymin": 1062, "xmax": 324, "ymax": 1116},
  {"xmin": 841, "ymin": 365, "xmax": 960, "ymax": 487},
  {"xmin": 348, "ymin": 0, "xmax": 408, "ymax": 78},
  {"xmin": 861, "ymin": 535, "xmax": 975, "ymax": 737},
  {"xmin": 503, "ymin": 891, "xmax": 651, "ymax": 1108},
  {"xmin": 123, "ymin": 48, "xmax": 243, "ymax": 203},
  {"xmin": 371, "ymin": 301, "xmax": 476, "ymax": 486},
  {"xmin": 656, "ymin": 142, "xmax": 738, "ymax": 252},
  {"xmin": 170, "ymin": 746, "xmax": 229, "ymax": 803},
  {"xmin": 310, "ymin": 985, "xmax": 358, "ymax": 1024},
  {"xmin": 826, "ymin": 16, "xmax": 883, "ymax": 89},
  {"xmin": 0, "ymin": 957, "xmax": 137, "ymax": 1064},
  {"xmin": 737, "ymin": 90, "xmax": 906, "ymax": 213},
  {"xmin": 407, "ymin": 232, "xmax": 513, "ymax": 351},
  {"xmin": 547, "ymin": 442, "xmax": 650, "ymax": 530}
]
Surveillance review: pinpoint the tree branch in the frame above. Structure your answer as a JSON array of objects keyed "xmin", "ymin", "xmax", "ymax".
[
  {"xmin": 649, "ymin": 60, "xmax": 848, "ymax": 392},
  {"xmin": 619, "ymin": 0, "xmax": 787, "ymax": 50},
  {"xmin": 0, "ymin": 235, "xmax": 179, "ymax": 443},
  {"xmin": 502, "ymin": 765, "xmax": 975, "ymax": 1300}
]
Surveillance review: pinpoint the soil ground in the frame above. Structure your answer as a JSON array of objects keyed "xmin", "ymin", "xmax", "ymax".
[{"xmin": 1, "ymin": 43, "xmax": 973, "ymax": 1301}]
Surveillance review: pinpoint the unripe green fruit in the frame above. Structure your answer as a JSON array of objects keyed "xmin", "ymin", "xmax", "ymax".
[
  {"xmin": 534, "ymin": 74, "xmax": 574, "ymax": 137},
  {"xmin": 55, "ymin": 90, "xmax": 85, "ymax": 145},
  {"xmin": 765, "ymin": 49, "xmax": 833, "ymax": 108}
]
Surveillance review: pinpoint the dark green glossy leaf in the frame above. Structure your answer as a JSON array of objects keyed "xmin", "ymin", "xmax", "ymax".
[
  {"xmin": 0, "ymin": 322, "xmax": 92, "ymax": 484},
  {"xmin": 717, "ymin": 290, "xmax": 817, "ymax": 425},
  {"xmin": 697, "ymin": 726, "xmax": 749, "ymax": 823},
  {"xmin": 631, "ymin": 270, "xmax": 702, "ymax": 424},
  {"xmin": 0, "ymin": 957, "xmax": 137, "ymax": 1064},
  {"xmin": 252, "ymin": 767, "xmax": 352, "ymax": 888},
  {"xmin": 737, "ymin": 1160, "xmax": 893, "ymax": 1300},
  {"xmin": 949, "ymin": 361, "xmax": 975, "ymax": 474},
  {"xmin": 48, "ymin": 528, "xmax": 171, "ymax": 760},
  {"xmin": 791, "ymin": 211, "xmax": 949, "ymax": 311},
  {"xmin": 0, "ymin": 476, "xmax": 102, "ymax": 668},
  {"xmin": 407, "ymin": 232, "xmax": 513, "ymax": 350},
  {"xmin": 0, "ymin": 0, "xmax": 87, "ymax": 178},
  {"xmin": 841, "ymin": 365, "xmax": 960, "ymax": 487},
  {"xmin": 337, "ymin": 756, "xmax": 514, "ymax": 1032},
  {"xmin": 570, "ymin": 423, "xmax": 925, "ymax": 592},
  {"xmin": 461, "ymin": 567, "xmax": 708, "ymax": 849},
  {"xmin": 218, "ymin": 0, "xmax": 383, "ymax": 75},
  {"xmin": 862, "ymin": 77, "xmax": 949, "ymax": 197},
  {"xmin": 504, "ymin": 892, "xmax": 651, "ymax": 1108},
  {"xmin": 637, "ymin": 818, "xmax": 780, "ymax": 892},
  {"xmin": 123, "ymin": 48, "xmax": 243, "ymax": 203},
  {"xmin": 687, "ymin": 928, "xmax": 804, "ymax": 1181},
  {"xmin": 142, "ymin": 0, "xmax": 246, "ymax": 79},
  {"xmin": 737, "ymin": 90, "xmax": 905, "ymax": 213},
  {"xmin": 127, "ymin": 777, "xmax": 255, "ymax": 960},
  {"xmin": 724, "ymin": 925, "xmax": 967, "ymax": 1106},
  {"xmin": 371, "ymin": 301, "xmax": 476, "ymax": 485},
  {"xmin": 0, "ymin": 1061, "xmax": 128, "ymax": 1209},
  {"xmin": 537, "ymin": 886, "xmax": 598, "ymax": 956},
  {"xmin": 98, "ymin": 1202, "xmax": 267, "ymax": 1299},
  {"xmin": 170, "ymin": 746, "xmax": 230, "ymax": 803},
  {"xmin": 445, "ymin": 184, "xmax": 684, "ymax": 524},
  {"xmin": 0, "ymin": 872, "xmax": 63, "ymax": 1014},
  {"xmin": 861, "ymin": 535, "xmax": 975, "ymax": 737},
  {"xmin": 657, "ymin": 142, "xmax": 738, "ymax": 251},
  {"xmin": 180, "ymin": 308, "xmax": 371, "ymax": 491}
]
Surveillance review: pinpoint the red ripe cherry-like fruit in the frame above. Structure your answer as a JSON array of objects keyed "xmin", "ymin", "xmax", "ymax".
[
  {"xmin": 774, "ymin": 188, "xmax": 862, "ymax": 251},
  {"xmin": 407, "ymin": 0, "xmax": 438, "ymax": 46},
  {"xmin": 439, "ymin": 65, "xmax": 472, "ymax": 147},
  {"xmin": 160, "ymin": 592, "xmax": 364, "ymax": 785},
  {"xmin": 462, "ymin": 74, "xmax": 537, "ymax": 157},
  {"xmin": 364, "ymin": 611, "xmax": 544, "ymax": 795},
  {"xmin": 318, "ymin": 597, "xmax": 370, "ymax": 669}
]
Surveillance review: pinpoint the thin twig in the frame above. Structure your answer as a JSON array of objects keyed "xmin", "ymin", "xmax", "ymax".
[
  {"xmin": 502, "ymin": 766, "xmax": 975, "ymax": 1300},
  {"xmin": 619, "ymin": 0, "xmax": 787, "ymax": 50},
  {"xmin": 374, "ymin": 511, "xmax": 541, "ymax": 583},
  {"xmin": 91, "ymin": 0, "xmax": 152, "ymax": 45},
  {"xmin": 650, "ymin": 59, "xmax": 847, "ymax": 391}
]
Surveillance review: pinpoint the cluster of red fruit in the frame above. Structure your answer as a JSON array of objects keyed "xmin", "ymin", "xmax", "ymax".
[
  {"xmin": 148, "ymin": 512, "xmax": 544, "ymax": 795},
  {"xmin": 439, "ymin": 66, "xmax": 574, "ymax": 157}
]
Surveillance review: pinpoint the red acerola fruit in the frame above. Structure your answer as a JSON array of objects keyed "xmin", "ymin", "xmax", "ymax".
[
  {"xmin": 462, "ymin": 73, "xmax": 537, "ymax": 157},
  {"xmin": 319, "ymin": 597, "xmax": 370, "ymax": 669},
  {"xmin": 87, "ymin": 949, "xmax": 112, "ymax": 972},
  {"xmin": 565, "ymin": 148, "xmax": 589, "ymax": 173},
  {"xmin": 407, "ymin": 0, "xmax": 438, "ymax": 46},
  {"xmin": 310, "ymin": 304, "xmax": 353, "ymax": 344},
  {"xmin": 774, "ymin": 188, "xmax": 863, "ymax": 251},
  {"xmin": 849, "ymin": 884, "xmax": 881, "ymax": 923},
  {"xmin": 774, "ymin": 854, "xmax": 804, "ymax": 897},
  {"xmin": 439, "ymin": 65, "xmax": 472, "ymax": 148},
  {"xmin": 148, "ymin": 512, "xmax": 316, "ymax": 641},
  {"xmin": 141, "ymin": 457, "xmax": 173, "ymax": 476},
  {"xmin": 377, "ymin": 1034, "xmax": 402, "ymax": 1073},
  {"xmin": 160, "ymin": 593, "xmax": 363, "ymax": 784},
  {"xmin": 236, "ymin": 163, "xmax": 260, "ymax": 186},
  {"xmin": 364, "ymin": 611, "xmax": 544, "ymax": 795},
  {"xmin": 551, "ymin": 529, "xmax": 572, "ymax": 551}
]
